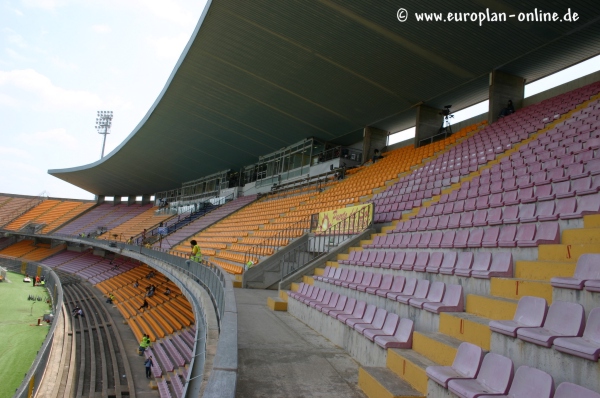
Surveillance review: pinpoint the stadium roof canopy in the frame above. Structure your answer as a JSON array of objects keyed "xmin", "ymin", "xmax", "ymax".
[{"xmin": 49, "ymin": 0, "xmax": 600, "ymax": 196}]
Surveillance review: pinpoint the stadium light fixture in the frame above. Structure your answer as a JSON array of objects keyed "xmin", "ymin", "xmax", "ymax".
[{"xmin": 95, "ymin": 110, "xmax": 113, "ymax": 158}]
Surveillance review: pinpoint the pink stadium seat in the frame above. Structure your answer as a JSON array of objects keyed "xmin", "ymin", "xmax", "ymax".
[
  {"xmin": 554, "ymin": 382, "xmax": 600, "ymax": 398},
  {"xmin": 438, "ymin": 251, "xmax": 459, "ymax": 275},
  {"xmin": 368, "ymin": 274, "xmax": 393, "ymax": 295},
  {"xmin": 423, "ymin": 284, "xmax": 464, "ymax": 313},
  {"xmin": 467, "ymin": 228, "xmax": 484, "ymax": 247},
  {"xmin": 448, "ymin": 213, "xmax": 461, "ymax": 228},
  {"xmin": 426, "ymin": 342, "xmax": 484, "ymax": 388},
  {"xmin": 387, "ymin": 278, "xmax": 417, "ymax": 301},
  {"xmin": 517, "ymin": 301, "xmax": 585, "ymax": 347},
  {"xmin": 561, "ymin": 193, "xmax": 600, "ymax": 219},
  {"xmin": 453, "ymin": 229, "xmax": 469, "ymax": 248},
  {"xmin": 373, "ymin": 317, "xmax": 414, "ymax": 349},
  {"xmin": 447, "ymin": 353, "xmax": 514, "ymax": 398},
  {"xmin": 417, "ymin": 232, "xmax": 432, "ymax": 248},
  {"xmin": 477, "ymin": 366, "xmax": 555, "ymax": 398},
  {"xmin": 376, "ymin": 275, "xmax": 405, "ymax": 298},
  {"xmin": 328, "ymin": 297, "xmax": 356, "ymax": 319},
  {"xmin": 349, "ymin": 272, "xmax": 372, "ymax": 290},
  {"xmin": 342, "ymin": 271, "xmax": 363, "ymax": 288},
  {"xmin": 314, "ymin": 291, "xmax": 338, "ymax": 311},
  {"xmin": 363, "ymin": 312, "xmax": 399, "ymax": 342},
  {"xmin": 357, "ymin": 273, "xmax": 382, "ymax": 293},
  {"xmin": 390, "ymin": 252, "xmax": 404, "ymax": 270},
  {"xmin": 440, "ymin": 230, "xmax": 456, "ymax": 248},
  {"xmin": 412, "ymin": 251, "xmax": 430, "ymax": 272},
  {"xmin": 337, "ymin": 300, "xmax": 367, "ymax": 324},
  {"xmin": 518, "ymin": 222, "xmax": 560, "ymax": 247},
  {"xmin": 397, "ymin": 279, "xmax": 430, "ymax": 304},
  {"xmin": 482, "ymin": 226, "xmax": 500, "ymax": 247},
  {"xmin": 498, "ymin": 225, "xmax": 517, "ymax": 247},
  {"xmin": 489, "ymin": 296, "xmax": 548, "ymax": 337},
  {"xmin": 456, "ymin": 252, "xmax": 491, "ymax": 277},
  {"xmin": 320, "ymin": 294, "xmax": 345, "ymax": 315},
  {"xmin": 551, "ymin": 254, "xmax": 600, "ymax": 290},
  {"xmin": 409, "ymin": 281, "xmax": 445, "ymax": 309},
  {"xmin": 502, "ymin": 205, "xmax": 520, "ymax": 224},
  {"xmin": 354, "ymin": 307, "xmax": 387, "ymax": 335},
  {"xmin": 472, "ymin": 252, "xmax": 513, "ymax": 279},
  {"xmin": 553, "ymin": 307, "xmax": 600, "ymax": 361},
  {"xmin": 346, "ymin": 303, "xmax": 377, "ymax": 328},
  {"xmin": 380, "ymin": 251, "xmax": 395, "ymax": 268},
  {"xmin": 536, "ymin": 183, "xmax": 555, "ymax": 201}
]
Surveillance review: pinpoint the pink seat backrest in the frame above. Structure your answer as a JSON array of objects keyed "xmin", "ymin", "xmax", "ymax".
[
  {"xmin": 338, "ymin": 268, "xmax": 349, "ymax": 281},
  {"xmin": 371, "ymin": 308, "xmax": 388, "ymax": 328},
  {"xmin": 413, "ymin": 279, "xmax": 430, "ymax": 299},
  {"xmin": 366, "ymin": 251, "xmax": 377, "ymax": 263},
  {"xmin": 361, "ymin": 304, "xmax": 377, "ymax": 323},
  {"xmin": 394, "ymin": 317, "xmax": 414, "ymax": 342},
  {"xmin": 415, "ymin": 252, "xmax": 430, "ymax": 267},
  {"xmin": 472, "ymin": 252, "xmax": 492, "ymax": 272},
  {"xmin": 453, "ymin": 342, "xmax": 484, "ymax": 378},
  {"xmin": 456, "ymin": 252, "xmax": 474, "ymax": 270},
  {"xmin": 392, "ymin": 252, "xmax": 405, "ymax": 266},
  {"xmin": 374, "ymin": 251, "xmax": 386, "ymax": 264},
  {"xmin": 490, "ymin": 252, "xmax": 513, "ymax": 273},
  {"xmin": 476, "ymin": 353, "xmax": 514, "ymax": 394},
  {"xmin": 352, "ymin": 271, "xmax": 364, "ymax": 284},
  {"xmin": 344, "ymin": 270, "xmax": 356, "ymax": 282},
  {"xmin": 427, "ymin": 281, "xmax": 446, "ymax": 302},
  {"xmin": 381, "ymin": 313, "xmax": 400, "ymax": 335},
  {"xmin": 583, "ymin": 308, "xmax": 600, "ymax": 342},
  {"xmin": 536, "ymin": 222, "xmax": 559, "ymax": 240},
  {"xmin": 507, "ymin": 366, "xmax": 555, "ymax": 398},
  {"xmin": 440, "ymin": 251, "xmax": 458, "ymax": 269},
  {"xmin": 361, "ymin": 273, "xmax": 374, "ymax": 286},
  {"xmin": 516, "ymin": 224, "xmax": 536, "ymax": 241},
  {"xmin": 333, "ymin": 295, "xmax": 347, "ymax": 311},
  {"xmin": 382, "ymin": 251, "xmax": 395, "ymax": 265},
  {"xmin": 514, "ymin": 296, "xmax": 548, "ymax": 327},
  {"xmin": 404, "ymin": 252, "xmax": 417, "ymax": 266},
  {"xmin": 544, "ymin": 301, "xmax": 585, "ymax": 336},
  {"xmin": 442, "ymin": 230, "xmax": 456, "ymax": 245},
  {"xmin": 499, "ymin": 225, "xmax": 517, "ymax": 241},
  {"xmin": 402, "ymin": 278, "xmax": 418, "ymax": 295},
  {"xmin": 555, "ymin": 382, "xmax": 600, "ymax": 398},
  {"xmin": 575, "ymin": 254, "xmax": 600, "ymax": 279},
  {"xmin": 442, "ymin": 285, "xmax": 464, "ymax": 308},
  {"xmin": 519, "ymin": 203, "xmax": 535, "ymax": 218},
  {"xmin": 429, "ymin": 252, "xmax": 444, "ymax": 268},
  {"xmin": 352, "ymin": 301, "xmax": 367, "ymax": 318}
]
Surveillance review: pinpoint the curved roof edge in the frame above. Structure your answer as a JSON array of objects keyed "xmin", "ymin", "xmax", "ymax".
[{"xmin": 48, "ymin": 0, "xmax": 214, "ymax": 178}]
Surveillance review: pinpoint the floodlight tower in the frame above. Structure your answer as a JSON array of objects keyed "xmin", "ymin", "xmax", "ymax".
[{"xmin": 95, "ymin": 110, "xmax": 113, "ymax": 158}]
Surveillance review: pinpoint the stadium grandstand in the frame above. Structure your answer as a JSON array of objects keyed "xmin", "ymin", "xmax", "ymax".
[{"xmin": 3, "ymin": 1, "xmax": 600, "ymax": 398}]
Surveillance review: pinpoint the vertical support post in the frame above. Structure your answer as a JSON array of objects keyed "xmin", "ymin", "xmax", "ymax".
[
  {"xmin": 488, "ymin": 70, "xmax": 525, "ymax": 124},
  {"xmin": 363, "ymin": 126, "xmax": 388, "ymax": 164},
  {"xmin": 414, "ymin": 105, "xmax": 444, "ymax": 148}
]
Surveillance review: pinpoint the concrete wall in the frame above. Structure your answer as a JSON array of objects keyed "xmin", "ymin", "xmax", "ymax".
[
  {"xmin": 415, "ymin": 105, "xmax": 444, "ymax": 147},
  {"xmin": 488, "ymin": 70, "xmax": 524, "ymax": 124}
]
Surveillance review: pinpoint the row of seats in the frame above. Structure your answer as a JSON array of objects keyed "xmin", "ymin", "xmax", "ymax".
[
  {"xmin": 340, "ymin": 250, "xmax": 513, "ymax": 279},
  {"xmin": 315, "ymin": 268, "xmax": 464, "ymax": 313},
  {"xmin": 56, "ymin": 203, "xmax": 151, "ymax": 236},
  {"xmin": 551, "ymin": 253, "xmax": 600, "ymax": 292},
  {"xmin": 386, "ymin": 221, "xmax": 560, "ymax": 248},
  {"xmin": 0, "ymin": 195, "xmax": 40, "ymax": 226},
  {"xmin": 427, "ymin": 342, "xmax": 599, "ymax": 397},
  {"xmin": 489, "ymin": 296, "xmax": 600, "ymax": 361},
  {"xmin": 289, "ymin": 283, "xmax": 414, "ymax": 349}
]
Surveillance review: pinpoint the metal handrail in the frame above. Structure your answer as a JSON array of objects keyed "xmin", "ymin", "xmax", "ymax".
[{"xmin": 280, "ymin": 204, "xmax": 374, "ymax": 279}]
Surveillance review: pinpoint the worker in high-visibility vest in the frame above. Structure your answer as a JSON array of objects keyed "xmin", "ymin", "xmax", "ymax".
[
  {"xmin": 190, "ymin": 240, "xmax": 202, "ymax": 263},
  {"xmin": 245, "ymin": 260, "xmax": 254, "ymax": 271}
]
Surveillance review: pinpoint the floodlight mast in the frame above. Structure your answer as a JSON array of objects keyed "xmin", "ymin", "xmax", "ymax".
[{"xmin": 95, "ymin": 110, "xmax": 113, "ymax": 158}]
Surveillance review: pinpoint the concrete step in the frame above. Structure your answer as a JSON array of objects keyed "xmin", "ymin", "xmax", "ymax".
[
  {"xmin": 562, "ymin": 228, "xmax": 600, "ymax": 245},
  {"xmin": 515, "ymin": 260, "xmax": 576, "ymax": 281},
  {"xmin": 313, "ymin": 268, "xmax": 326, "ymax": 277},
  {"xmin": 583, "ymin": 214, "xmax": 600, "ymax": 228},
  {"xmin": 412, "ymin": 331, "xmax": 464, "ymax": 366},
  {"xmin": 465, "ymin": 294, "xmax": 517, "ymax": 321},
  {"xmin": 361, "ymin": 240, "xmax": 374, "ymax": 246},
  {"xmin": 337, "ymin": 253, "xmax": 350, "ymax": 261},
  {"xmin": 538, "ymin": 243, "xmax": 600, "ymax": 262},
  {"xmin": 490, "ymin": 277, "xmax": 553, "ymax": 303},
  {"xmin": 326, "ymin": 260, "xmax": 339, "ymax": 268},
  {"xmin": 381, "ymin": 226, "xmax": 395, "ymax": 233},
  {"xmin": 438, "ymin": 312, "xmax": 491, "ymax": 350},
  {"xmin": 358, "ymin": 366, "xmax": 424, "ymax": 398},
  {"xmin": 387, "ymin": 348, "xmax": 436, "ymax": 395},
  {"xmin": 267, "ymin": 296, "xmax": 287, "ymax": 311},
  {"xmin": 302, "ymin": 275, "xmax": 315, "ymax": 285}
]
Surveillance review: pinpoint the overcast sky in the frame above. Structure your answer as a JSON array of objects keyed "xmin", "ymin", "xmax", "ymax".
[
  {"xmin": 0, "ymin": 0, "xmax": 207, "ymax": 199},
  {"xmin": 1, "ymin": 1, "xmax": 599, "ymax": 200}
]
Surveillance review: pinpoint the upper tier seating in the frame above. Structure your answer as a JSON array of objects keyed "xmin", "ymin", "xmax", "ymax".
[
  {"xmin": 55, "ymin": 203, "xmax": 151, "ymax": 236},
  {"xmin": 373, "ymin": 83, "xmax": 600, "ymax": 224},
  {"xmin": 0, "ymin": 195, "xmax": 40, "ymax": 227},
  {"xmin": 98, "ymin": 205, "xmax": 173, "ymax": 241}
]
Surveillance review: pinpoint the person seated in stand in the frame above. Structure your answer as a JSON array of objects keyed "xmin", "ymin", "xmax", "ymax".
[
  {"xmin": 146, "ymin": 287, "xmax": 154, "ymax": 298},
  {"xmin": 73, "ymin": 306, "xmax": 84, "ymax": 318},
  {"xmin": 164, "ymin": 287, "xmax": 171, "ymax": 296},
  {"xmin": 138, "ymin": 299, "xmax": 149, "ymax": 311},
  {"xmin": 133, "ymin": 280, "xmax": 139, "ymax": 288},
  {"xmin": 372, "ymin": 149, "xmax": 383, "ymax": 163},
  {"xmin": 498, "ymin": 99, "xmax": 515, "ymax": 118},
  {"xmin": 106, "ymin": 293, "xmax": 115, "ymax": 304}
]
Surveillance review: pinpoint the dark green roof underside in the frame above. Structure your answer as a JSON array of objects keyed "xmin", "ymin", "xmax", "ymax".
[{"xmin": 50, "ymin": 0, "xmax": 600, "ymax": 195}]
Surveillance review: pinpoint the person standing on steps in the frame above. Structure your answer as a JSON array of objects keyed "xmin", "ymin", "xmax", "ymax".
[{"xmin": 144, "ymin": 356, "xmax": 153, "ymax": 378}]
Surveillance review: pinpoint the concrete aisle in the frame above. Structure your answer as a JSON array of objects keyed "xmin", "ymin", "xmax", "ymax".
[{"xmin": 235, "ymin": 289, "xmax": 366, "ymax": 398}]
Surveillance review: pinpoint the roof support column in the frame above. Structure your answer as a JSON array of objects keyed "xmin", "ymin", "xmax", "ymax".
[
  {"xmin": 126, "ymin": 196, "xmax": 136, "ymax": 206},
  {"xmin": 140, "ymin": 194, "xmax": 152, "ymax": 206},
  {"xmin": 96, "ymin": 195, "xmax": 105, "ymax": 205},
  {"xmin": 415, "ymin": 105, "xmax": 444, "ymax": 148},
  {"xmin": 488, "ymin": 70, "xmax": 525, "ymax": 124},
  {"xmin": 113, "ymin": 196, "xmax": 122, "ymax": 206},
  {"xmin": 362, "ymin": 126, "xmax": 388, "ymax": 164}
]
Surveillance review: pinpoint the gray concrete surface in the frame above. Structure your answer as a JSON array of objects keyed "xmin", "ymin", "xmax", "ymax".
[{"xmin": 235, "ymin": 289, "xmax": 366, "ymax": 398}]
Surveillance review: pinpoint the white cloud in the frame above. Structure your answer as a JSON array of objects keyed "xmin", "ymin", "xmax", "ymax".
[
  {"xmin": 147, "ymin": 34, "xmax": 189, "ymax": 59},
  {"xmin": 91, "ymin": 24, "xmax": 111, "ymax": 34},
  {"xmin": 5, "ymin": 48, "xmax": 33, "ymax": 62},
  {"xmin": 19, "ymin": 128, "xmax": 79, "ymax": 150},
  {"xmin": 0, "ymin": 69, "xmax": 103, "ymax": 110},
  {"xmin": 0, "ymin": 146, "xmax": 32, "ymax": 158},
  {"xmin": 4, "ymin": 28, "xmax": 27, "ymax": 48},
  {"xmin": 21, "ymin": 0, "xmax": 67, "ymax": 10},
  {"xmin": 0, "ymin": 92, "xmax": 19, "ymax": 107}
]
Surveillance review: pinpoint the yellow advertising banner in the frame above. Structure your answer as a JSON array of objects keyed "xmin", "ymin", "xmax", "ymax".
[{"xmin": 316, "ymin": 203, "xmax": 373, "ymax": 234}]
